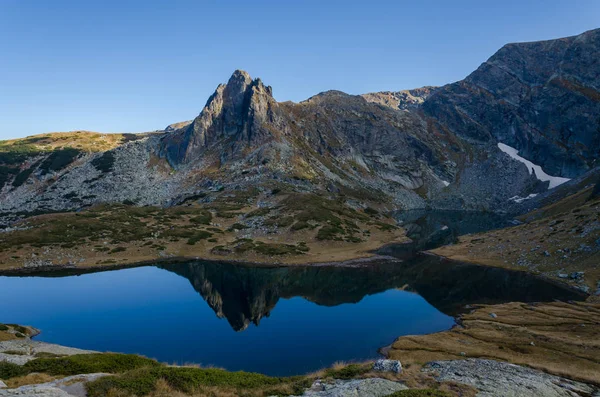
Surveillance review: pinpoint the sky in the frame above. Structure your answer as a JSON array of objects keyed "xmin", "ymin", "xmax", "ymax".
[{"xmin": 1, "ymin": 0, "xmax": 599, "ymax": 140}]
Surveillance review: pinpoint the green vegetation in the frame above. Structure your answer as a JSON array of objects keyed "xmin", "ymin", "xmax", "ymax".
[
  {"xmin": 86, "ymin": 366, "xmax": 311, "ymax": 397},
  {"xmin": 22, "ymin": 353, "xmax": 159, "ymax": 376},
  {"xmin": 12, "ymin": 162, "xmax": 39, "ymax": 188},
  {"xmin": 212, "ymin": 239, "xmax": 309, "ymax": 256},
  {"xmin": 0, "ymin": 362, "xmax": 28, "ymax": 379},
  {"xmin": 39, "ymin": 148, "xmax": 81, "ymax": 174},
  {"xmin": 186, "ymin": 231, "xmax": 213, "ymax": 245},
  {"xmin": 324, "ymin": 363, "xmax": 370, "ymax": 379},
  {"xmin": 189, "ymin": 211, "xmax": 212, "ymax": 225},
  {"xmin": 0, "ymin": 324, "xmax": 8, "ymax": 331},
  {"xmin": 91, "ymin": 151, "xmax": 116, "ymax": 173}
]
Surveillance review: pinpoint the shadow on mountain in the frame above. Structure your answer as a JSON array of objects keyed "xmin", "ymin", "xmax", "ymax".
[{"xmin": 160, "ymin": 256, "xmax": 586, "ymax": 331}]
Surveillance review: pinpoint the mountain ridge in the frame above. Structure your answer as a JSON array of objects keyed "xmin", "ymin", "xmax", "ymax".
[{"xmin": 0, "ymin": 28, "xmax": 599, "ymax": 226}]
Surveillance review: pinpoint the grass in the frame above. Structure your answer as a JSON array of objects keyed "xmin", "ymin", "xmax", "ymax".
[
  {"xmin": 19, "ymin": 353, "xmax": 160, "ymax": 377},
  {"xmin": 388, "ymin": 301, "xmax": 600, "ymax": 385},
  {"xmin": 212, "ymin": 239, "xmax": 309, "ymax": 256},
  {"xmin": 86, "ymin": 366, "xmax": 312, "ymax": 397}
]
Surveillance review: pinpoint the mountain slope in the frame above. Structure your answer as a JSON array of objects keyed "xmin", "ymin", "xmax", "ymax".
[{"xmin": 0, "ymin": 29, "xmax": 599, "ymax": 227}]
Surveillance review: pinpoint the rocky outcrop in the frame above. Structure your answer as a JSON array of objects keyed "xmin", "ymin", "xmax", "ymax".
[
  {"xmin": 0, "ymin": 373, "xmax": 108, "ymax": 397},
  {"xmin": 423, "ymin": 359, "xmax": 598, "ymax": 397},
  {"xmin": 362, "ymin": 86, "xmax": 438, "ymax": 110},
  {"xmin": 0, "ymin": 339, "xmax": 96, "ymax": 365},
  {"xmin": 423, "ymin": 28, "xmax": 600, "ymax": 178},
  {"xmin": 160, "ymin": 70, "xmax": 283, "ymax": 165},
  {"xmin": 288, "ymin": 378, "xmax": 407, "ymax": 397}
]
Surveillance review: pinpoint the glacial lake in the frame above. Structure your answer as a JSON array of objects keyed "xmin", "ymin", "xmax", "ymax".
[{"xmin": 0, "ymin": 255, "xmax": 585, "ymax": 376}]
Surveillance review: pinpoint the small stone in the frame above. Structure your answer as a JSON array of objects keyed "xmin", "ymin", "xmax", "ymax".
[
  {"xmin": 530, "ymin": 341, "xmax": 535, "ymax": 346},
  {"xmin": 557, "ymin": 273, "xmax": 568, "ymax": 278},
  {"xmin": 0, "ymin": 380, "xmax": 6, "ymax": 388},
  {"xmin": 460, "ymin": 352, "xmax": 466, "ymax": 356},
  {"xmin": 543, "ymin": 251, "xmax": 551, "ymax": 257},
  {"xmin": 489, "ymin": 313, "xmax": 497, "ymax": 319},
  {"xmin": 372, "ymin": 359, "xmax": 402, "ymax": 374}
]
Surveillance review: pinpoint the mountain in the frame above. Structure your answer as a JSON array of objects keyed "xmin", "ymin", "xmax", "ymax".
[{"xmin": 0, "ymin": 29, "xmax": 598, "ymax": 235}]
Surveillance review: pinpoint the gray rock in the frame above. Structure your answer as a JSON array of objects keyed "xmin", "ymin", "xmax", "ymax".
[
  {"xmin": 372, "ymin": 359, "xmax": 402, "ymax": 374},
  {"xmin": 0, "ymin": 340, "xmax": 96, "ymax": 365},
  {"xmin": 0, "ymin": 382, "xmax": 6, "ymax": 389},
  {"xmin": 0, "ymin": 373, "xmax": 108, "ymax": 397},
  {"xmin": 423, "ymin": 359, "xmax": 598, "ymax": 397},
  {"xmin": 289, "ymin": 378, "xmax": 407, "ymax": 397}
]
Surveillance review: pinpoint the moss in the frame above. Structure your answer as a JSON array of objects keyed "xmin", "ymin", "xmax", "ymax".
[{"xmin": 109, "ymin": 246, "xmax": 127, "ymax": 254}]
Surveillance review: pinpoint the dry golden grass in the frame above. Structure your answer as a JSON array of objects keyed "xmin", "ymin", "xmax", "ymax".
[
  {"xmin": 5, "ymin": 373, "xmax": 59, "ymax": 388},
  {"xmin": 388, "ymin": 301, "xmax": 600, "ymax": 385},
  {"xmin": 432, "ymin": 192, "xmax": 600, "ymax": 290}
]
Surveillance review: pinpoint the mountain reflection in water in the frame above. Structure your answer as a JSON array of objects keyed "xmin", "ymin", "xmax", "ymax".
[{"xmin": 160, "ymin": 255, "xmax": 585, "ymax": 332}]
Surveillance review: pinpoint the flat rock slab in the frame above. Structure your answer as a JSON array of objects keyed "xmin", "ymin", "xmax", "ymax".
[
  {"xmin": 289, "ymin": 378, "xmax": 407, "ymax": 397},
  {"xmin": 0, "ymin": 373, "xmax": 109, "ymax": 397},
  {"xmin": 0, "ymin": 340, "xmax": 96, "ymax": 364},
  {"xmin": 423, "ymin": 359, "xmax": 599, "ymax": 397}
]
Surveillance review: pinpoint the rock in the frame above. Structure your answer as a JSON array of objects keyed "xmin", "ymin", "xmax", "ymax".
[
  {"xmin": 372, "ymin": 359, "xmax": 402, "ymax": 374},
  {"xmin": 423, "ymin": 359, "xmax": 598, "ymax": 397},
  {"xmin": 557, "ymin": 273, "xmax": 569, "ymax": 278},
  {"xmin": 570, "ymin": 271, "xmax": 585, "ymax": 280},
  {"xmin": 288, "ymin": 378, "xmax": 408, "ymax": 397},
  {"xmin": 0, "ymin": 373, "xmax": 108, "ymax": 397},
  {"xmin": 0, "ymin": 339, "xmax": 96, "ymax": 365},
  {"xmin": 543, "ymin": 251, "xmax": 551, "ymax": 257},
  {"xmin": 489, "ymin": 312, "xmax": 497, "ymax": 318},
  {"xmin": 0, "ymin": 382, "xmax": 6, "ymax": 389}
]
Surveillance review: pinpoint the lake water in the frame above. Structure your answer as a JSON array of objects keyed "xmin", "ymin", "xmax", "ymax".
[{"xmin": 0, "ymin": 255, "xmax": 585, "ymax": 376}]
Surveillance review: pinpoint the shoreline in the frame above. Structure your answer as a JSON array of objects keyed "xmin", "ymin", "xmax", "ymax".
[{"xmin": 0, "ymin": 251, "xmax": 405, "ymax": 277}]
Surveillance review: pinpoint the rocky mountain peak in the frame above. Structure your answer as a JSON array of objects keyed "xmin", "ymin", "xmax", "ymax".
[{"xmin": 160, "ymin": 70, "xmax": 278, "ymax": 166}]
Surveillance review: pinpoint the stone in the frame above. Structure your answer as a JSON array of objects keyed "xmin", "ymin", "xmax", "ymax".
[
  {"xmin": 423, "ymin": 359, "xmax": 598, "ymax": 397},
  {"xmin": 289, "ymin": 378, "xmax": 408, "ymax": 397},
  {"xmin": 372, "ymin": 359, "xmax": 402, "ymax": 374},
  {"xmin": 489, "ymin": 312, "xmax": 497, "ymax": 318},
  {"xmin": 0, "ymin": 382, "xmax": 6, "ymax": 389}
]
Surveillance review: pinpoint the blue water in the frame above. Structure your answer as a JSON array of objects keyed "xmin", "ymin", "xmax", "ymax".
[
  {"xmin": 0, "ymin": 263, "xmax": 454, "ymax": 375},
  {"xmin": 0, "ymin": 256, "xmax": 585, "ymax": 376}
]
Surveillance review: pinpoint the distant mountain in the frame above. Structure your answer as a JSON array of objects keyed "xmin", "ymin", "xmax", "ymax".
[{"xmin": 1, "ymin": 28, "xmax": 599, "ymax": 225}]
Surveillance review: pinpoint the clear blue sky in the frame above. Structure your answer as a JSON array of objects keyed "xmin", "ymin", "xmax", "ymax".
[{"xmin": 1, "ymin": 0, "xmax": 599, "ymax": 139}]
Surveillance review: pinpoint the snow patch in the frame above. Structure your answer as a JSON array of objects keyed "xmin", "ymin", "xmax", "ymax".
[
  {"xmin": 509, "ymin": 193, "xmax": 538, "ymax": 204},
  {"xmin": 497, "ymin": 143, "xmax": 570, "ymax": 189}
]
